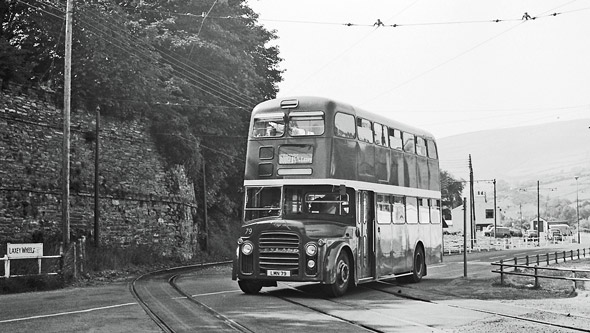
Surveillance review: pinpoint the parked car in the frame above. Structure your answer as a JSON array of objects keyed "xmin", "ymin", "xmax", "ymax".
[
  {"xmin": 484, "ymin": 226, "xmax": 511, "ymax": 238},
  {"xmin": 549, "ymin": 224, "xmax": 572, "ymax": 236},
  {"xmin": 525, "ymin": 230, "xmax": 538, "ymax": 239},
  {"xmin": 547, "ymin": 228, "xmax": 563, "ymax": 241},
  {"xmin": 509, "ymin": 228, "xmax": 523, "ymax": 237}
]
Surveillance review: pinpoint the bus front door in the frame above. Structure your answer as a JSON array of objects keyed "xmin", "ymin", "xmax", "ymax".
[{"xmin": 357, "ymin": 190, "xmax": 375, "ymax": 280}]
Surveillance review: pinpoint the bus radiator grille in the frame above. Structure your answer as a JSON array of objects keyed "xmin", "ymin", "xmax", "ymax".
[{"xmin": 259, "ymin": 232, "xmax": 300, "ymax": 273}]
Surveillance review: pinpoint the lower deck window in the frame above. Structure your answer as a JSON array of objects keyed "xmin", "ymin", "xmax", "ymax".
[{"xmin": 244, "ymin": 187, "xmax": 281, "ymax": 221}]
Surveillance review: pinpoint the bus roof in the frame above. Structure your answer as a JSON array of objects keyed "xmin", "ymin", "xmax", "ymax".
[{"xmin": 252, "ymin": 96, "xmax": 437, "ymax": 141}]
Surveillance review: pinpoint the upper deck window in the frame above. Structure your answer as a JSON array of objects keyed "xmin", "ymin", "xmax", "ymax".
[
  {"xmin": 357, "ymin": 118, "xmax": 373, "ymax": 143},
  {"xmin": 252, "ymin": 112, "xmax": 285, "ymax": 138},
  {"xmin": 373, "ymin": 123, "xmax": 389, "ymax": 147},
  {"xmin": 403, "ymin": 133, "xmax": 415, "ymax": 154},
  {"xmin": 334, "ymin": 112, "xmax": 356, "ymax": 138},
  {"xmin": 427, "ymin": 140, "xmax": 438, "ymax": 159},
  {"xmin": 416, "ymin": 137, "xmax": 427, "ymax": 156},
  {"xmin": 288, "ymin": 111, "xmax": 325, "ymax": 136},
  {"xmin": 389, "ymin": 128, "xmax": 403, "ymax": 150}
]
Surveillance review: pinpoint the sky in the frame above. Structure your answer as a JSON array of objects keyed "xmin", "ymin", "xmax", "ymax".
[{"xmin": 246, "ymin": 0, "xmax": 590, "ymax": 139}]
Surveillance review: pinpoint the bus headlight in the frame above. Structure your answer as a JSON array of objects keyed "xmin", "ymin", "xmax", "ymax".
[
  {"xmin": 305, "ymin": 243, "xmax": 318, "ymax": 256},
  {"xmin": 241, "ymin": 241, "xmax": 254, "ymax": 256}
]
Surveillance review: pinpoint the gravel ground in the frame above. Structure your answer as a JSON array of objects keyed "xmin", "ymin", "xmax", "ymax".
[{"xmin": 449, "ymin": 259, "xmax": 590, "ymax": 333}]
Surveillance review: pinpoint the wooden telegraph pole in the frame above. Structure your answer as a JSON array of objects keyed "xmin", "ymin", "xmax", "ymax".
[
  {"xmin": 469, "ymin": 155, "xmax": 475, "ymax": 248},
  {"xmin": 62, "ymin": 0, "xmax": 74, "ymax": 245},
  {"xmin": 94, "ymin": 106, "xmax": 100, "ymax": 247}
]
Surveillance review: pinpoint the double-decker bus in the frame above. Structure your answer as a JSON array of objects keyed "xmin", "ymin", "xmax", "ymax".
[{"xmin": 232, "ymin": 96, "xmax": 442, "ymax": 297}]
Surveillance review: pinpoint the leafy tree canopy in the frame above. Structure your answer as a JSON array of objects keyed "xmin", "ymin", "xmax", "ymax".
[
  {"xmin": 1, "ymin": 0, "xmax": 284, "ymax": 219},
  {"xmin": 440, "ymin": 170, "xmax": 465, "ymax": 221}
]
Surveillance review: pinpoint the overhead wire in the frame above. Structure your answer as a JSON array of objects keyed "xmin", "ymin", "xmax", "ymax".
[
  {"xmin": 13, "ymin": 0, "xmax": 253, "ymax": 162},
  {"xmin": 105, "ymin": 3, "xmax": 260, "ymax": 108},
  {"xmin": 76, "ymin": 6, "xmax": 255, "ymax": 109},
  {"xmin": 282, "ymin": 0, "xmax": 421, "ymax": 95},
  {"xmin": 17, "ymin": 0, "xmax": 589, "ymax": 137},
  {"xmin": 28, "ymin": 0, "xmax": 258, "ymax": 109},
  {"xmin": 362, "ymin": 1, "xmax": 586, "ymax": 115}
]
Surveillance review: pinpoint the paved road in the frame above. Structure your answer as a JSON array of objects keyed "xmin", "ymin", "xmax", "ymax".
[{"xmin": 0, "ymin": 241, "xmax": 587, "ymax": 332}]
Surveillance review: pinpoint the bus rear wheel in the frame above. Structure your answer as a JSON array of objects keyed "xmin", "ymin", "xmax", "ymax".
[
  {"xmin": 410, "ymin": 247, "xmax": 425, "ymax": 283},
  {"xmin": 323, "ymin": 251, "xmax": 350, "ymax": 297},
  {"xmin": 238, "ymin": 280, "xmax": 263, "ymax": 294}
]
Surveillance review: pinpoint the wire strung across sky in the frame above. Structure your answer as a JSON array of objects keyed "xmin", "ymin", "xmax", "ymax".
[
  {"xmin": 130, "ymin": 6, "xmax": 590, "ymax": 28},
  {"xmin": 15, "ymin": 0, "xmax": 254, "ymax": 161},
  {"xmin": 18, "ymin": 0, "xmax": 258, "ymax": 111}
]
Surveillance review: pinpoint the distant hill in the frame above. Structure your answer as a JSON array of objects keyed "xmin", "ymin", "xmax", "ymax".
[{"xmin": 438, "ymin": 119, "xmax": 590, "ymax": 202}]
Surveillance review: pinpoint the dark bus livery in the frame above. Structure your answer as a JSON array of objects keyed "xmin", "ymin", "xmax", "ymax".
[{"xmin": 232, "ymin": 96, "xmax": 442, "ymax": 297}]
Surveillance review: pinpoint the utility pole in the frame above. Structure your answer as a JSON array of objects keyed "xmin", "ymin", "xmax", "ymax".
[
  {"xmin": 94, "ymin": 106, "xmax": 100, "ymax": 247},
  {"xmin": 493, "ymin": 179, "xmax": 497, "ymax": 234},
  {"xmin": 463, "ymin": 197, "xmax": 467, "ymax": 277},
  {"xmin": 202, "ymin": 159, "xmax": 208, "ymax": 251},
  {"xmin": 574, "ymin": 176, "xmax": 580, "ymax": 244},
  {"xmin": 469, "ymin": 154, "xmax": 475, "ymax": 248},
  {"xmin": 62, "ymin": 0, "xmax": 74, "ymax": 245},
  {"xmin": 537, "ymin": 180, "xmax": 543, "ymax": 246}
]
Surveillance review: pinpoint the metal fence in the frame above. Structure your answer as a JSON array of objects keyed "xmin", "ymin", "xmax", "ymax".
[
  {"xmin": 491, "ymin": 248, "xmax": 590, "ymax": 290},
  {"xmin": 1, "ymin": 238, "xmax": 86, "ymax": 280}
]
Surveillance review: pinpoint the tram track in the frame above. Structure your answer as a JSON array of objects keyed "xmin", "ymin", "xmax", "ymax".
[
  {"xmin": 130, "ymin": 262, "xmax": 590, "ymax": 332},
  {"xmin": 369, "ymin": 280, "xmax": 590, "ymax": 332},
  {"xmin": 272, "ymin": 288, "xmax": 386, "ymax": 333},
  {"xmin": 130, "ymin": 261, "xmax": 247, "ymax": 333},
  {"xmin": 275, "ymin": 283, "xmax": 446, "ymax": 332},
  {"xmin": 129, "ymin": 269, "xmax": 176, "ymax": 333}
]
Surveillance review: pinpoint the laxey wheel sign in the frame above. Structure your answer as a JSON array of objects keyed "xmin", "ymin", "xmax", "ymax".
[{"xmin": 6, "ymin": 243, "xmax": 43, "ymax": 259}]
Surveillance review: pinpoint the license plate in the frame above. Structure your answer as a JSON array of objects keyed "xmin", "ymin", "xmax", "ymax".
[{"xmin": 267, "ymin": 270, "xmax": 291, "ymax": 277}]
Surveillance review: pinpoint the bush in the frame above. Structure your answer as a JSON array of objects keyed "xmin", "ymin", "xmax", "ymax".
[
  {"xmin": 84, "ymin": 244, "xmax": 179, "ymax": 272},
  {"xmin": 0, "ymin": 275, "xmax": 64, "ymax": 294}
]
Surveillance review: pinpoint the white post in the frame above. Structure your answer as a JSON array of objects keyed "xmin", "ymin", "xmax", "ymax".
[{"xmin": 4, "ymin": 255, "xmax": 10, "ymax": 278}]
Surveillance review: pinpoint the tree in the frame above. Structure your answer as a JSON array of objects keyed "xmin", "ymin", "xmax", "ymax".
[
  {"xmin": 2, "ymin": 0, "xmax": 284, "ymax": 235},
  {"xmin": 440, "ymin": 170, "xmax": 465, "ymax": 221},
  {"xmin": 0, "ymin": 0, "xmax": 62, "ymax": 86}
]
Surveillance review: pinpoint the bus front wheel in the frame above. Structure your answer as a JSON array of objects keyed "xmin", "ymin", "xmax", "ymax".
[
  {"xmin": 238, "ymin": 280, "xmax": 263, "ymax": 294},
  {"xmin": 323, "ymin": 251, "xmax": 351, "ymax": 297},
  {"xmin": 410, "ymin": 247, "xmax": 425, "ymax": 283}
]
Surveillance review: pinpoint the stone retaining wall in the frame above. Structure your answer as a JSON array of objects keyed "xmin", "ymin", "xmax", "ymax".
[{"xmin": 0, "ymin": 85, "xmax": 198, "ymax": 260}]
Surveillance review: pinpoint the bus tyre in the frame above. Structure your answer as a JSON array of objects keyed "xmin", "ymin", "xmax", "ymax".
[
  {"xmin": 238, "ymin": 280, "xmax": 263, "ymax": 294},
  {"xmin": 323, "ymin": 251, "xmax": 350, "ymax": 297},
  {"xmin": 410, "ymin": 247, "xmax": 425, "ymax": 283}
]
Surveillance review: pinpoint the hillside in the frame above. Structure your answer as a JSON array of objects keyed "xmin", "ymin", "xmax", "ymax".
[{"xmin": 438, "ymin": 119, "xmax": 590, "ymax": 202}]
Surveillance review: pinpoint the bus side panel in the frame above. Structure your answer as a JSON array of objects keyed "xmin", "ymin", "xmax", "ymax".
[
  {"xmin": 419, "ymin": 223, "xmax": 431, "ymax": 268},
  {"xmin": 391, "ymin": 150, "xmax": 404, "ymax": 187},
  {"xmin": 358, "ymin": 142, "xmax": 376, "ymax": 183},
  {"xmin": 331, "ymin": 138, "xmax": 358, "ymax": 179},
  {"xmin": 375, "ymin": 146, "xmax": 390, "ymax": 183},
  {"xmin": 391, "ymin": 223, "xmax": 409, "ymax": 274},
  {"xmin": 429, "ymin": 223, "xmax": 443, "ymax": 265},
  {"xmin": 404, "ymin": 154, "xmax": 418, "ymax": 188},
  {"xmin": 417, "ymin": 156, "xmax": 429, "ymax": 190},
  {"xmin": 376, "ymin": 220, "xmax": 395, "ymax": 277},
  {"xmin": 428, "ymin": 159, "xmax": 441, "ymax": 191}
]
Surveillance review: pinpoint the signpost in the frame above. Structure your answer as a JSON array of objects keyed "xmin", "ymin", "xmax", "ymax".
[
  {"xmin": 3, "ymin": 243, "xmax": 58, "ymax": 278},
  {"xmin": 7, "ymin": 243, "xmax": 44, "ymax": 259}
]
